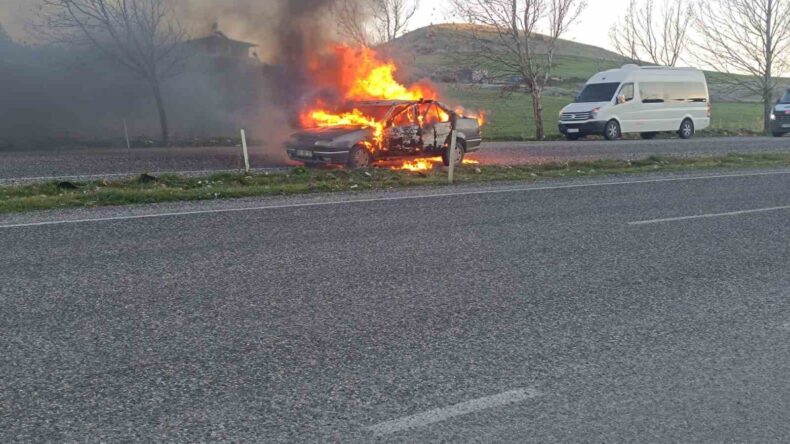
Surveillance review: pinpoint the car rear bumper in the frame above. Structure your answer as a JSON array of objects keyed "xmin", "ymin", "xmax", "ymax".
[
  {"xmin": 286, "ymin": 147, "xmax": 351, "ymax": 165},
  {"xmin": 558, "ymin": 120, "xmax": 607, "ymax": 136},
  {"xmin": 465, "ymin": 138, "xmax": 483, "ymax": 152}
]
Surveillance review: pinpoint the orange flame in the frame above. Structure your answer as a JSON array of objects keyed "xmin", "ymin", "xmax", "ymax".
[
  {"xmin": 399, "ymin": 158, "xmax": 438, "ymax": 172},
  {"xmin": 300, "ymin": 45, "xmax": 439, "ymax": 151},
  {"xmin": 396, "ymin": 157, "xmax": 480, "ymax": 171},
  {"xmin": 298, "ymin": 45, "xmax": 485, "ymax": 168},
  {"xmin": 313, "ymin": 46, "xmax": 437, "ymax": 102}
]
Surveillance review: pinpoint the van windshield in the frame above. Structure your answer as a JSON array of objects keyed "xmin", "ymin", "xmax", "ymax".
[
  {"xmin": 576, "ymin": 83, "xmax": 620, "ymax": 103},
  {"xmin": 780, "ymin": 91, "xmax": 790, "ymax": 104}
]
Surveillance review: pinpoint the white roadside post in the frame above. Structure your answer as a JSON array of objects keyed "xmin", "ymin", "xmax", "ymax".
[
  {"xmin": 123, "ymin": 119, "xmax": 131, "ymax": 149},
  {"xmin": 240, "ymin": 129, "xmax": 251, "ymax": 174},
  {"xmin": 448, "ymin": 129, "xmax": 458, "ymax": 184}
]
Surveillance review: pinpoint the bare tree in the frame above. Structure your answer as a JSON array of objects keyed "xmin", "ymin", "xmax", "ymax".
[
  {"xmin": 38, "ymin": 0, "xmax": 187, "ymax": 145},
  {"xmin": 371, "ymin": 0, "xmax": 419, "ymax": 43},
  {"xmin": 695, "ymin": 0, "xmax": 790, "ymax": 133},
  {"xmin": 333, "ymin": 0, "xmax": 374, "ymax": 46},
  {"xmin": 452, "ymin": 0, "xmax": 587, "ymax": 140},
  {"xmin": 609, "ymin": 0, "xmax": 693, "ymax": 66}
]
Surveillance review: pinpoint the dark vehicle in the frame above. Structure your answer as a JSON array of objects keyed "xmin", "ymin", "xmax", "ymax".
[
  {"xmin": 770, "ymin": 89, "xmax": 790, "ymax": 137},
  {"xmin": 286, "ymin": 100, "xmax": 482, "ymax": 168}
]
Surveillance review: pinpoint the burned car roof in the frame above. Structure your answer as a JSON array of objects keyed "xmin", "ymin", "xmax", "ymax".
[{"xmin": 352, "ymin": 99, "xmax": 442, "ymax": 106}]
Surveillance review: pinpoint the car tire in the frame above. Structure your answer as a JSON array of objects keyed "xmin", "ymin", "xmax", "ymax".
[
  {"xmin": 640, "ymin": 132, "xmax": 658, "ymax": 140},
  {"xmin": 678, "ymin": 119, "xmax": 695, "ymax": 139},
  {"xmin": 565, "ymin": 133, "xmax": 582, "ymax": 141},
  {"xmin": 442, "ymin": 138, "xmax": 466, "ymax": 167},
  {"xmin": 348, "ymin": 145, "xmax": 373, "ymax": 169},
  {"xmin": 604, "ymin": 120, "xmax": 621, "ymax": 141},
  {"xmin": 773, "ymin": 132, "xmax": 784, "ymax": 137}
]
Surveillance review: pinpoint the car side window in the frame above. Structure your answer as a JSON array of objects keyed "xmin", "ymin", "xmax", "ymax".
[
  {"xmin": 620, "ymin": 83, "xmax": 634, "ymax": 102},
  {"xmin": 421, "ymin": 104, "xmax": 443, "ymax": 125},
  {"xmin": 435, "ymin": 105, "xmax": 451, "ymax": 123},
  {"xmin": 392, "ymin": 105, "xmax": 417, "ymax": 127}
]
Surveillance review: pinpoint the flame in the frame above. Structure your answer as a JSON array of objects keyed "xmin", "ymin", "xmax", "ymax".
[
  {"xmin": 300, "ymin": 45, "xmax": 438, "ymax": 150},
  {"xmin": 302, "ymin": 109, "xmax": 385, "ymax": 142},
  {"xmin": 399, "ymin": 158, "xmax": 438, "ymax": 172},
  {"xmin": 311, "ymin": 46, "xmax": 437, "ymax": 102},
  {"xmin": 396, "ymin": 156, "xmax": 480, "ymax": 171},
  {"xmin": 297, "ymin": 45, "xmax": 486, "ymax": 167}
]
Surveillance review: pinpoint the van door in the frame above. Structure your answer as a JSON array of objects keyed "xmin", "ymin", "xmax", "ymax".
[
  {"xmin": 613, "ymin": 83, "xmax": 638, "ymax": 133},
  {"xmin": 637, "ymin": 82, "xmax": 669, "ymax": 132}
]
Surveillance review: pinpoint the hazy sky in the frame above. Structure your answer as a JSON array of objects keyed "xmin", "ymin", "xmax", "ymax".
[
  {"xmin": 0, "ymin": 0, "xmax": 631, "ymax": 50},
  {"xmin": 416, "ymin": 0, "xmax": 632, "ymax": 51}
]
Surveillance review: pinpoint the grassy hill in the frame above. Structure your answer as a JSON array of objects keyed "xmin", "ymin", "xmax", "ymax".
[{"xmin": 382, "ymin": 24, "xmax": 773, "ymax": 140}]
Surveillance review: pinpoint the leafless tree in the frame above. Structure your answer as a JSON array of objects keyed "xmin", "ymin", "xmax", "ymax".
[
  {"xmin": 333, "ymin": 0, "xmax": 374, "ymax": 46},
  {"xmin": 371, "ymin": 0, "xmax": 419, "ymax": 43},
  {"xmin": 609, "ymin": 0, "xmax": 693, "ymax": 66},
  {"xmin": 451, "ymin": 0, "xmax": 587, "ymax": 140},
  {"xmin": 695, "ymin": 0, "xmax": 790, "ymax": 133},
  {"xmin": 37, "ymin": 0, "xmax": 188, "ymax": 145}
]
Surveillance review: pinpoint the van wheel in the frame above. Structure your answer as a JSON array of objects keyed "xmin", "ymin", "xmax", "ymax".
[
  {"xmin": 678, "ymin": 119, "xmax": 695, "ymax": 139},
  {"xmin": 640, "ymin": 132, "xmax": 658, "ymax": 140},
  {"xmin": 348, "ymin": 145, "xmax": 373, "ymax": 169},
  {"xmin": 604, "ymin": 120, "xmax": 621, "ymax": 140}
]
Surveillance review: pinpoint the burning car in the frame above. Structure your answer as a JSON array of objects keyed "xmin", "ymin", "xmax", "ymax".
[{"xmin": 286, "ymin": 99, "xmax": 482, "ymax": 168}]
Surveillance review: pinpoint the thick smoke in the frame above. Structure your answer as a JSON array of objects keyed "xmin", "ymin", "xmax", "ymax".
[{"xmin": 0, "ymin": 0, "xmax": 360, "ymax": 150}]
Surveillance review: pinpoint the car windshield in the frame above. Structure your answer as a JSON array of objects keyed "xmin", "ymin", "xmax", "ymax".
[
  {"xmin": 576, "ymin": 83, "xmax": 621, "ymax": 103},
  {"xmin": 780, "ymin": 91, "xmax": 790, "ymax": 104}
]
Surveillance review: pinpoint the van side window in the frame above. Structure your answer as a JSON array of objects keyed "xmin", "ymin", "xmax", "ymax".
[
  {"xmin": 641, "ymin": 82, "xmax": 707, "ymax": 104},
  {"xmin": 620, "ymin": 83, "xmax": 634, "ymax": 102}
]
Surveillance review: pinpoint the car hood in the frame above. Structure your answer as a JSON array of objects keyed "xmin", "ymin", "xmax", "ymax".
[
  {"xmin": 775, "ymin": 103, "xmax": 790, "ymax": 112},
  {"xmin": 291, "ymin": 126, "xmax": 369, "ymax": 141},
  {"xmin": 561, "ymin": 102, "xmax": 610, "ymax": 113}
]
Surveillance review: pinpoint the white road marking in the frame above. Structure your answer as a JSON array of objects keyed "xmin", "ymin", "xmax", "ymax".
[
  {"xmin": 629, "ymin": 205, "xmax": 790, "ymax": 225},
  {"xmin": 366, "ymin": 388, "xmax": 542, "ymax": 436},
  {"xmin": 1, "ymin": 170, "xmax": 789, "ymax": 229},
  {"xmin": 0, "ymin": 168, "xmax": 285, "ymax": 184}
]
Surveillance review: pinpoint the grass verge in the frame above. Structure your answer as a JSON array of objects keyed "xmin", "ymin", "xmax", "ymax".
[{"xmin": 2, "ymin": 153, "xmax": 789, "ymax": 214}]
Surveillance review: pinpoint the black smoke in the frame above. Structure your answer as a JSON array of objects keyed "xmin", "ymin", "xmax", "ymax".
[{"xmin": 0, "ymin": 0, "xmax": 360, "ymax": 150}]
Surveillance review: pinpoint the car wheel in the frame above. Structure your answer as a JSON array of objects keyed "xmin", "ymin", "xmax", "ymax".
[
  {"xmin": 678, "ymin": 119, "xmax": 695, "ymax": 139},
  {"xmin": 640, "ymin": 132, "xmax": 658, "ymax": 140},
  {"xmin": 565, "ymin": 134, "xmax": 581, "ymax": 141},
  {"xmin": 604, "ymin": 120, "xmax": 621, "ymax": 140},
  {"xmin": 348, "ymin": 145, "xmax": 373, "ymax": 169},
  {"xmin": 773, "ymin": 132, "xmax": 784, "ymax": 137},
  {"xmin": 442, "ymin": 138, "xmax": 466, "ymax": 167}
]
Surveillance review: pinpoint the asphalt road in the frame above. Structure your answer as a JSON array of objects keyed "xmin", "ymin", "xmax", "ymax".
[
  {"xmin": 2, "ymin": 136, "xmax": 790, "ymax": 181},
  {"xmin": 2, "ymin": 169, "xmax": 790, "ymax": 442}
]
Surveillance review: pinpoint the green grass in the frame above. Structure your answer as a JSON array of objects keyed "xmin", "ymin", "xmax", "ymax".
[
  {"xmin": 2, "ymin": 153, "xmax": 789, "ymax": 214},
  {"xmin": 439, "ymin": 85, "xmax": 766, "ymax": 140}
]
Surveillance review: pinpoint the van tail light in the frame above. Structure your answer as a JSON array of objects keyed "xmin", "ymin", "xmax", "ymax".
[{"xmin": 707, "ymin": 103, "xmax": 712, "ymax": 118}]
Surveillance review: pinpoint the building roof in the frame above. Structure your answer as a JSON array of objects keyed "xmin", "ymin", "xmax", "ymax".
[{"xmin": 186, "ymin": 31, "xmax": 258, "ymax": 49}]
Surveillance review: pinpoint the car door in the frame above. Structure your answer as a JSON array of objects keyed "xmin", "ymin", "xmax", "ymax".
[
  {"xmin": 420, "ymin": 103, "xmax": 453, "ymax": 151},
  {"xmin": 386, "ymin": 105, "xmax": 422, "ymax": 155}
]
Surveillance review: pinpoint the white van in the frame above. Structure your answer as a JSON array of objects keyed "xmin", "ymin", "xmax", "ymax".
[{"xmin": 558, "ymin": 65, "xmax": 711, "ymax": 141}]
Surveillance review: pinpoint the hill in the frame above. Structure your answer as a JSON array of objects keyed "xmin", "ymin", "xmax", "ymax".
[
  {"xmin": 377, "ymin": 24, "xmax": 774, "ymax": 140},
  {"xmin": 381, "ymin": 23, "xmax": 629, "ymax": 85},
  {"xmin": 382, "ymin": 23, "xmax": 785, "ymax": 103}
]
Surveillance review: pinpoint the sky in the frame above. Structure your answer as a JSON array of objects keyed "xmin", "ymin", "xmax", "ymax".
[
  {"xmin": 0, "ymin": 0, "xmax": 637, "ymax": 51},
  {"xmin": 413, "ymin": 0, "xmax": 632, "ymax": 51}
]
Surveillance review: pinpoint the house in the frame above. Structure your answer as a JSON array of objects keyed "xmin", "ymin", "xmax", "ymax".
[{"xmin": 186, "ymin": 26, "xmax": 258, "ymax": 60}]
